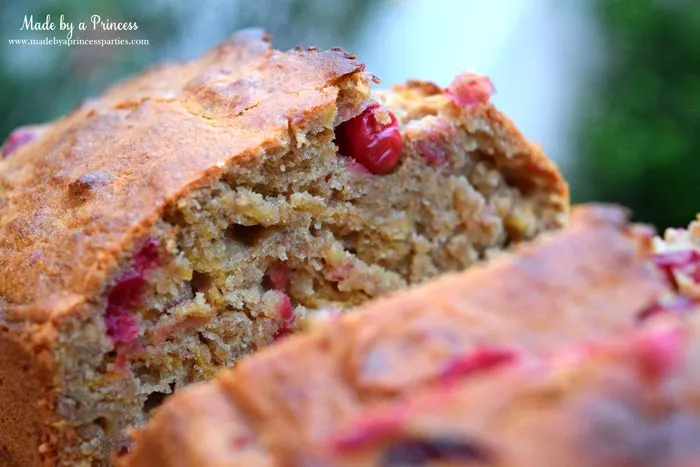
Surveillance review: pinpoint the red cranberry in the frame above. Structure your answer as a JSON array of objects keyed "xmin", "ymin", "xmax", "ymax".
[
  {"xmin": 445, "ymin": 72, "xmax": 495, "ymax": 108},
  {"xmin": 105, "ymin": 305, "xmax": 141, "ymax": 344},
  {"xmin": 335, "ymin": 104, "xmax": 402, "ymax": 175},
  {"xmin": 1, "ymin": 125, "xmax": 41, "ymax": 158},
  {"xmin": 105, "ymin": 271, "xmax": 146, "ymax": 344},
  {"xmin": 272, "ymin": 292, "xmax": 295, "ymax": 341},
  {"xmin": 438, "ymin": 347, "xmax": 519, "ymax": 383},
  {"xmin": 133, "ymin": 237, "xmax": 161, "ymax": 273},
  {"xmin": 277, "ymin": 292, "xmax": 294, "ymax": 324},
  {"xmin": 104, "ymin": 238, "xmax": 160, "ymax": 344}
]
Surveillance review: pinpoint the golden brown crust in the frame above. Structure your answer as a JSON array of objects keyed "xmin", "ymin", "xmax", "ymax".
[
  {"xmin": 0, "ymin": 330, "xmax": 45, "ymax": 467},
  {"xmin": 121, "ymin": 204, "xmax": 670, "ymax": 466},
  {"xmin": 0, "ymin": 29, "xmax": 365, "ymax": 318}
]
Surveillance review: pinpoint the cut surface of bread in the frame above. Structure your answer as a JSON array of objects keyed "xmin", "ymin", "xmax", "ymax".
[
  {"xmin": 0, "ymin": 30, "xmax": 567, "ymax": 465},
  {"xmin": 119, "ymin": 205, "xmax": 681, "ymax": 466}
]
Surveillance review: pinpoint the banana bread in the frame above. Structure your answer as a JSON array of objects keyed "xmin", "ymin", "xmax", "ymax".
[
  {"xmin": 119, "ymin": 205, "xmax": 677, "ymax": 466},
  {"xmin": 0, "ymin": 30, "xmax": 567, "ymax": 465}
]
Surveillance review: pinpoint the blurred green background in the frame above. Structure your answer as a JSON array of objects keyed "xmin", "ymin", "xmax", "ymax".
[
  {"xmin": 1, "ymin": 0, "xmax": 698, "ymax": 230},
  {"xmin": 574, "ymin": 0, "xmax": 700, "ymax": 230}
]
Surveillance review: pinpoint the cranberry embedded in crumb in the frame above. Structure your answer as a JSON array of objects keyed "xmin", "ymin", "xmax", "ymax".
[
  {"xmin": 335, "ymin": 104, "xmax": 402, "ymax": 175},
  {"xmin": 105, "ymin": 305, "xmax": 141, "ymax": 344},
  {"xmin": 1, "ymin": 125, "xmax": 41, "ymax": 158},
  {"xmin": 272, "ymin": 292, "xmax": 295, "ymax": 341},
  {"xmin": 445, "ymin": 72, "xmax": 495, "ymax": 108},
  {"xmin": 133, "ymin": 237, "xmax": 161, "ymax": 273},
  {"xmin": 104, "ymin": 238, "xmax": 161, "ymax": 345},
  {"xmin": 438, "ymin": 347, "xmax": 519, "ymax": 383},
  {"xmin": 277, "ymin": 292, "xmax": 294, "ymax": 324},
  {"xmin": 105, "ymin": 271, "xmax": 146, "ymax": 344}
]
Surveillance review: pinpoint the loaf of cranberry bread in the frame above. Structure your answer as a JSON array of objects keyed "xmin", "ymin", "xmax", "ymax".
[
  {"xmin": 119, "ymin": 205, "xmax": 678, "ymax": 466},
  {"xmin": 0, "ymin": 30, "xmax": 567, "ymax": 465}
]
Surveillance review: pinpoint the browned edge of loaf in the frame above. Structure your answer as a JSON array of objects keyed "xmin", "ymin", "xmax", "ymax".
[
  {"xmin": 119, "ymin": 204, "xmax": 671, "ymax": 466},
  {"xmin": 0, "ymin": 29, "xmax": 369, "ymax": 466}
]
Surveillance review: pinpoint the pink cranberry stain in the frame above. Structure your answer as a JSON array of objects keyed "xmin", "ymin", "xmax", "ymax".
[
  {"xmin": 114, "ymin": 342, "xmax": 145, "ymax": 371},
  {"xmin": 105, "ymin": 238, "xmax": 160, "ymax": 344},
  {"xmin": 636, "ymin": 295, "xmax": 696, "ymax": 322},
  {"xmin": 437, "ymin": 347, "xmax": 519, "ymax": 384},
  {"xmin": 229, "ymin": 436, "xmax": 251, "ymax": 449},
  {"xmin": 335, "ymin": 104, "xmax": 403, "ymax": 175},
  {"xmin": 445, "ymin": 72, "xmax": 495, "ymax": 108},
  {"xmin": 272, "ymin": 292, "xmax": 295, "ymax": 341},
  {"xmin": 651, "ymin": 249, "xmax": 700, "ymax": 288},
  {"xmin": 332, "ymin": 411, "xmax": 405, "ymax": 453},
  {"xmin": 631, "ymin": 327, "xmax": 685, "ymax": 384},
  {"xmin": 325, "ymin": 262, "xmax": 354, "ymax": 282},
  {"xmin": 416, "ymin": 140, "xmax": 447, "ymax": 165},
  {"xmin": 1, "ymin": 125, "xmax": 42, "ymax": 158},
  {"xmin": 265, "ymin": 263, "xmax": 289, "ymax": 291},
  {"xmin": 413, "ymin": 119, "xmax": 455, "ymax": 165},
  {"xmin": 133, "ymin": 237, "xmax": 161, "ymax": 273}
]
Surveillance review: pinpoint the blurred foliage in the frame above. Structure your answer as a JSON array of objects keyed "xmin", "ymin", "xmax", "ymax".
[
  {"xmin": 0, "ymin": 0, "xmax": 376, "ymax": 145},
  {"xmin": 575, "ymin": 0, "xmax": 700, "ymax": 229}
]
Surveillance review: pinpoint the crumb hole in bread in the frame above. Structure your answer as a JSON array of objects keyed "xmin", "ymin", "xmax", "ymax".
[
  {"xmin": 225, "ymin": 223, "xmax": 266, "ymax": 247},
  {"xmin": 143, "ymin": 391, "xmax": 170, "ymax": 414},
  {"xmin": 162, "ymin": 209, "xmax": 187, "ymax": 227},
  {"xmin": 190, "ymin": 270, "xmax": 213, "ymax": 294},
  {"xmin": 94, "ymin": 417, "xmax": 116, "ymax": 437}
]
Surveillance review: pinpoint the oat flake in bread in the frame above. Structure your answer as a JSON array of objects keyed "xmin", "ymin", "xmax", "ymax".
[
  {"xmin": 0, "ymin": 30, "xmax": 567, "ymax": 465},
  {"xmin": 120, "ymin": 205, "xmax": 689, "ymax": 467}
]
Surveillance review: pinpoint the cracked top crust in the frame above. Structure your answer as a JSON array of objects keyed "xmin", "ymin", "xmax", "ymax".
[{"xmin": 0, "ymin": 29, "xmax": 367, "ymax": 319}]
